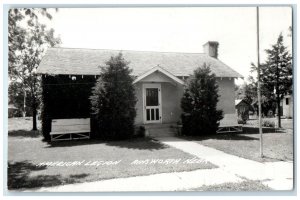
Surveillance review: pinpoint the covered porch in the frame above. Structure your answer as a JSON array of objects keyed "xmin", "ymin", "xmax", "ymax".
[{"xmin": 133, "ymin": 66, "xmax": 185, "ymax": 125}]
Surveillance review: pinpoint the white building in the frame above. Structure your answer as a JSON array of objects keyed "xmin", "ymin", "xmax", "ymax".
[{"xmin": 282, "ymin": 94, "xmax": 293, "ymax": 118}]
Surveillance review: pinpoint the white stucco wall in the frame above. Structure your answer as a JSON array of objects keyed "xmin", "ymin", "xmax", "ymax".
[
  {"xmin": 134, "ymin": 77, "xmax": 236, "ymax": 125},
  {"xmin": 282, "ymin": 95, "xmax": 293, "ymax": 118},
  {"xmin": 216, "ymin": 78, "xmax": 236, "ymax": 115},
  {"xmin": 134, "ymin": 82, "xmax": 144, "ymax": 125}
]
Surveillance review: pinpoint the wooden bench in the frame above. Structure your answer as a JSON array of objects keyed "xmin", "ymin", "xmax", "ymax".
[
  {"xmin": 50, "ymin": 118, "xmax": 91, "ymax": 141},
  {"xmin": 217, "ymin": 114, "xmax": 243, "ymax": 133}
]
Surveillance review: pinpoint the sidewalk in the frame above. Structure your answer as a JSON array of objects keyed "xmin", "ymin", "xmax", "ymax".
[
  {"xmin": 158, "ymin": 137, "xmax": 293, "ymax": 190},
  {"xmin": 29, "ymin": 168, "xmax": 242, "ymax": 192},
  {"xmin": 26, "ymin": 137, "xmax": 293, "ymax": 192}
]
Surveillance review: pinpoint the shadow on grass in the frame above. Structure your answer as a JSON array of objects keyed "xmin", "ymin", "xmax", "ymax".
[
  {"xmin": 45, "ymin": 137, "xmax": 167, "ymax": 150},
  {"xmin": 243, "ymin": 126, "xmax": 285, "ymax": 134},
  {"xmin": 8, "ymin": 130, "xmax": 41, "ymax": 138},
  {"xmin": 8, "ymin": 161, "xmax": 89, "ymax": 190},
  {"xmin": 45, "ymin": 139, "xmax": 103, "ymax": 148},
  {"xmin": 105, "ymin": 137, "xmax": 168, "ymax": 150}
]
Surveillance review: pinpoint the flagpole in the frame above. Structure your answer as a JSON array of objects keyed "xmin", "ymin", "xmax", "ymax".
[{"xmin": 256, "ymin": 7, "xmax": 263, "ymax": 158}]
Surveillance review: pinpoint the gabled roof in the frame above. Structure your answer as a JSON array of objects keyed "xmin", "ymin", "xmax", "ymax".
[
  {"xmin": 235, "ymin": 99, "xmax": 251, "ymax": 106},
  {"xmin": 235, "ymin": 99, "xmax": 242, "ymax": 106},
  {"xmin": 37, "ymin": 47, "xmax": 243, "ymax": 78},
  {"xmin": 133, "ymin": 66, "xmax": 184, "ymax": 85}
]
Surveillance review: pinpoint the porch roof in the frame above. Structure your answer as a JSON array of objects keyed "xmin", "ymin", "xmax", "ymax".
[
  {"xmin": 133, "ymin": 66, "xmax": 185, "ymax": 85},
  {"xmin": 37, "ymin": 47, "xmax": 243, "ymax": 78}
]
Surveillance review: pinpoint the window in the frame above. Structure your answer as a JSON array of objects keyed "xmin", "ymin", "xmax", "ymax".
[
  {"xmin": 146, "ymin": 88, "xmax": 159, "ymax": 106},
  {"xmin": 286, "ymin": 98, "xmax": 289, "ymax": 105}
]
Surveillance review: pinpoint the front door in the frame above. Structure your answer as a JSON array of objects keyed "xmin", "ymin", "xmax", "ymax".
[{"xmin": 143, "ymin": 84, "xmax": 162, "ymax": 124}]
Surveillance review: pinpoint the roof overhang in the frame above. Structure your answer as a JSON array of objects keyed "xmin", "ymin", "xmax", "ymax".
[{"xmin": 133, "ymin": 66, "xmax": 185, "ymax": 85}]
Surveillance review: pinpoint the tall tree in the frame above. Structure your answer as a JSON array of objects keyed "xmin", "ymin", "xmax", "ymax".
[
  {"xmin": 8, "ymin": 8, "xmax": 61, "ymax": 130},
  {"xmin": 8, "ymin": 81, "xmax": 32, "ymax": 117},
  {"xmin": 90, "ymin": 53, "xmax": 137, "ymax": 140},
  {"xmin": 260, "ymin": 33, "xmax": 292, "ymax": 127},
  {"xmin": 235, "ymin": 79, "xmax": 257, "ymax": 105},
  {"xmin": 250, "ymin": 66, "xmax": 278, "ymax": 118},
  {"xmin": 181, "ymin": 64, "xmax": 223, "ymax": 135}
]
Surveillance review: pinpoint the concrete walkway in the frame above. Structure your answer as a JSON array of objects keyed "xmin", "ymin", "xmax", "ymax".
[
  {"xmin": 26, "ymin": 137, "xmax": 293, "ymax": 192},
  {"xmin": 158, "ymin": 137, "xmax": 293, "ymax": 190},
  {"xmin": 29, "ymin": 168, "xmax": 242, "ymax": 192}
]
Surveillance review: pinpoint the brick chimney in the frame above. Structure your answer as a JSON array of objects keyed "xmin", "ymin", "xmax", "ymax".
[{"xmin": 203, "ymin": 41, "xmax": 219, "ymax": 59}]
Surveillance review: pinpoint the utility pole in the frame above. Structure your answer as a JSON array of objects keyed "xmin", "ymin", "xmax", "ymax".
[{"xmin": 256, "ymin": 7, "xmax": 263, "ymax": 158}]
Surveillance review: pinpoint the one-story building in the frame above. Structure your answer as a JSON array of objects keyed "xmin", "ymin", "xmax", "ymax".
[
  {"xmin": 282, "ymin": 94, "xmax": 293, "ymax": 118},
  {"xmin": 235, "ymin": 99, "xmax": 253, "ymax": 121},
  {"xmin": 8, "ymin": 104, "xmax": 18, "ymax": 118},
  {"xmin": 37, "ymin": 41, "xmax": 242, "ymax": 137}
]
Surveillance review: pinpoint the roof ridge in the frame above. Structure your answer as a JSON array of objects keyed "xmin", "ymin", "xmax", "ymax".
[{"xmin": 49, "ymin": 47, "xmax": 207, "ymax": 55}]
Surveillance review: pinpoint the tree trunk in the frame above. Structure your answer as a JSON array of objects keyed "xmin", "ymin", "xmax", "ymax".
[
  {"xmin": 277, "ymin": 93, "xmax": 281, "ymax": 128},
  {"xmin": 276, "ymin": 59, "xmax": 281, "ymax": 128},
  {"xmin": 32, "ymin": 108, "xmax": 37, "ymax": 131},
  {"xmin": 32, "ymin": 96, "xmax": 37, "ymax": 131},
  {"xmin": 23, "ymin": 90, "xmax": 26, "ymax": 117}
]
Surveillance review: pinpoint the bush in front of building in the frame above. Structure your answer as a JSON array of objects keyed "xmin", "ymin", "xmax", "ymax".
[
  {"xmin": 262, "ymin": 119, "xmax": 275, "ymax": 128},
  {"xmin": 90, "ymin": 53, "xmax": 137, "ymax": 140},
  {"xmin": 181, "ymin": 64, "xmax": 223, "ymax": 135},
  {"xmin": 237, "ymin": 111, "xmax": 248, "ymax": 124},
  {"xmin": 237, "ymin": 119, "xmax": 247, "ymax": 125}
]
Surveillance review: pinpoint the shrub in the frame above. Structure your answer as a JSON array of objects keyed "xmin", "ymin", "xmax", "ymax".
[
  {"xmin": 181, "ymin": 64, "xmax": 223, "ymax": 136},
  {"xmin": 241, "ymin": 111, "xmax": 248, "ymax": 122},
  {"xmin": 238, "ymin": 119, "xmax": 246, "ymax": 124},
  {"xmin": 262, "ymin": 120, "xmax": 275, "ymax": 128},
  {"xmin": 90, "ymin": 53, "xmax": 137, "ymax": 140},
  {"xmin": 135, "ymin": 126, "xmax": 145, "ymax": 138}
]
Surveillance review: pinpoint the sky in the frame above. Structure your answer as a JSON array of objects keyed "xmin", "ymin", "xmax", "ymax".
[{"xmin": 44, "ymin": 7, "xmax": 292, "ymax": 84}]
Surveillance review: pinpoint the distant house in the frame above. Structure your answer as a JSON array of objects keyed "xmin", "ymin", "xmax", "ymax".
[
  {"xmin": 8, "ymin": 104, "xmax": 18, "ymax": 118},
  {"xmin": 235, "ymin": 99, "xmax": 252, "ymax": 120},
  {"xmin": 282, "ymin": 94, "xmax": 293, "ymax": 118},
  {"xmin": 37, "ymin": 41, "xmax": 243, "ymax": 136}
]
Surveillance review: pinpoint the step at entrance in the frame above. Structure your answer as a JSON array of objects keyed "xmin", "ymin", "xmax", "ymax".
[{"xmin": 144, "ymin": 124, "xmax": 177, "ymax": 138}]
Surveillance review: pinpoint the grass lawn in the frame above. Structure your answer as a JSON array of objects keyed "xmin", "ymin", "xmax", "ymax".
[
  {"xmin": 184, "ymin": 130, "xmax": 293, "ymax": 162},
  {"xmin": 8, "ymin": 117, "xmax": 216, "ymax": 190},
  {"xmin": 189, "ymin": 180, "xmax": 271, "ymax": 192},
  {"xmin": 8, "ymin": 117, "xmax": 41, "ymax": 138},
  {"xmin": 246, "ymin": 117, "xmax": 293, "ymax": 130}
]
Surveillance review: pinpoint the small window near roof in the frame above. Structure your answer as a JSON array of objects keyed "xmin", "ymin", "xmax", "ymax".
[{"xmin": 286, "ymin": 98, "xmax": 289, "ymax": 105}]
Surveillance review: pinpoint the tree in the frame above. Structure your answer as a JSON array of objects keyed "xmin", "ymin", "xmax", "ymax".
[
  {"xmin": 243, "ymin": 80, "xmax": 257, "ymax": 105},
  {"xmin": 260, "ymin": 34, "xmax": 292, "ymax": 127},
  {"xmin": 181, "ymin": 64, "xmax": 223, "ymax": 135},
  {"xmin": 90, "ymin": 53, "xmax": 137, "ymax": 140},
  {"xmin": 234, "ymin": 84, "xmax": 243, "ymax": 100},
  {"xmin": 8, "ymin": 81, "xmax": 32, "ymax": 117},
  {"xmin": 8, "ymin": 8, "xmax": 61, "ymax": 130},
  {"xmin": 249, "ymin": 64, "xmax": 277, "ymax": 117},
  {"xmin": 235, "ymin": 79, "xmax": 257, "ymax": 105}
]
